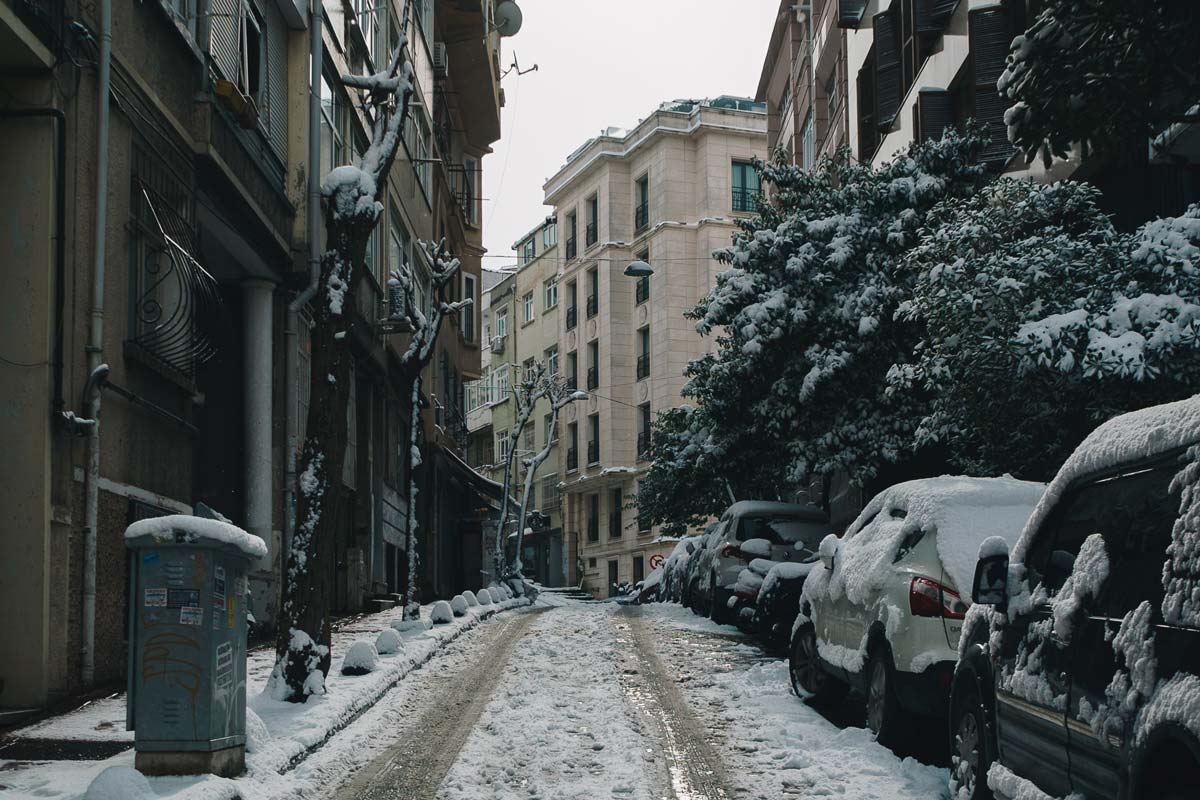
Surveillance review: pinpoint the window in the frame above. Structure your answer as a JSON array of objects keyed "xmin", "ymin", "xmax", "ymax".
[
  {"xmin": 524, "ymin": 423, "xmax": 535, "ymax": 452},
  {"xmin": 588, "ymin": 413, "xmax": 600, "ymax": 464},
  {"xmin": 825, "ymin": 69, "xmax": 840, "ymax": 124},
  {"xmin": 497, "ymin": 430, "xmax": 509, "ymax": 460},
  {"xmin": 609, "ymin": 487, "xmax": 623, "ymax": 539},
  {"xmin": 166, "ymin": 0, "xmax": 198, "ymax": 40},
  {"xmin": 802, "ymin": 114, "xmax": 815, "ymax": 169},
  {"xmin": 462, "ymin": 273, "xmax": 476, "ymax": 342},
  {"xmin": 542, "ymin": 223, "xmax": 557, "ymax": 248},
  {"xmin": 522, "ymin": 292, "xmax": 535, "ymax": 323},
  {"xmin": 586, "ymin": 194, "xmax": 599, "ymax": 247},
  {"xmin": 637, "ymin": 480, "xmax": 651, "ymax": 532},
  {"xmin": 567, "ymin": 351, "xmax": 578, "ymax": 389},
  {"xmin": 779, "ymin": 80, "xmax": 792, "ymax": 117},
  {"xmin": 522, "ymin": 357, "xmax": 535, "ymax": 380},
  {"xmin": 544, "ymin": 277, "xmax": 559, "ymax": 309},
  {"xmin": 633, "ymin": 555, "xmax": 644, "ymax": 584},
  {"xmin": 353, "ymin": 0, "xmax": 378, "ymax": 65},
  {"xmin": 635, "ymin": 248, "xmax": 649, "ymax": 305},
  {"xmin": 405, "ymin": 106, "xmax": 432, "ymax": 196},
  {"xmin": 565, "ymin": 281, "xmax": 578, "ymax": 330},
  {"xmin": 320, "ymin": 76, "xmax": 346, "ymax": 175},
  {"xmin": 544, "ymin": 413, "xmax": 557, "ymax": 444},
  {"xmin": 587, "ymin": 342, "xmax": 599, "ymax": 390},
  {"xmin": 637, "ymin": 403, "xmax": 651, "ymax": 459},
  {"xmin": 567, "ymin": 422, "xmax": 579, "ymax": 471},
  {"xmin": 240, "ymin": 6, "xmax": 266, "ymax": 108},
  {"xmin": 411, "ymin": 0, "xmax": 433, "ymax": 41},
  {"xmin": 588, "ymin": 494, "xmax": 600, "ymax": 542},
  {"xmin": 495, "ymin": 307, "xmax": 508, "ymax": 338},
  {"xmin": 566, "ymin": 211, "xmax": 578, "ymax": 259},
  {"xmin": 732, "ymin": 161, "xmax": 760, "ymax": 211},
  {"xmin": 636, "ymin": 327, "xmax": 650, "ymax": 380},
  {"xmin": 586, "ymin": 268, "xmax": 599, "ymax": 318},
  {"xmin": 545, "ymin": 345, "xmax": 559, "ymax": 377},
  {"xmin": 635, "ymin": 175, "xmax": 649, "ymax": 232},
  {"xmin": 520, "ymin": 239, "xmax": 535, "ymax": 265},
  {"xmin": 857, "ymin": 49, "xmax": 879, "ymax": 162}
]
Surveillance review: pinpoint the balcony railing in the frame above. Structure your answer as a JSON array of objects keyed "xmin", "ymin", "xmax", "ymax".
[
  {"xmin": 635, "ymin": 276, "xmax": 649, "ymax": 305},
  {"xmin": 608, "ymin": 512, "xmax": 622, "ymax": 538},
  {"xmin": 636, "ymin": 353, "xmax": 650, "ymax": 380},
  {"xmin": 586, "ymin": 366, "xmax": 598, "ymax": 390},
  {"xmin": 635, "ymin": 202, "xmax": 649, "ymax": 233},
  {"xmin": 446, "ymin": 163, "xmax": 478, "ymax": 226},
  {"xmin": 732, "ymin": 187, "xmax": 759, "ymax": 213},
  {"xmin": 565, "ymin": 236, "xmax": 577, "ymax": 260},
  {"xmin": 586, "ymin": 222, "xmax": 598, "ymax": 247},
  {"xmin": 637, "ymin": 430, "xmax": 651, "ymax": 460},
  {"xmin": 587, "ymin": 515, "xmax": 599, "ymax": 542},
  {"xmin": 565, "ymin": 305, "xmax": 578, "ymax": 330},
  {"xmin": 586, "ymin": 295, "xmax": 598, "ymax": 318},
  {"xmin": 565, "ymin": 374, "xmax": 578, "ymax": 391},
  {"xmin": 566, "ymin": 447, "xmax": 579, "ymax": 472},
  {"xmin": 587, "ymin": 440, "xmax": 600, "ymax": 464}
]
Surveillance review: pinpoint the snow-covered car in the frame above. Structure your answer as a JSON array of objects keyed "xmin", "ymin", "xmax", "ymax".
[
  {"xmin": 729, "ymin": 557, "xmax": 777, "ymax": 625},
  {"xmin": 951, "ymin": 396, "xmax": 1200, "ymax": 800},
  {"xmin": 793, "ymin": 476, "xmax": 1045, "ymax": 745},
  {"xmin": 681, "ymin": 522, "xmax": 724, "ymax": 613},
  {"xmin": 706, "ymin": 501, "xmax": 828, "ymax": 624},
  {"xmin": 752, "ymin": 560, "xmax": 820, "ymax": 650},
  {"xmin": 658, "ymin": 535, "xmax": 701, "ymax": 603}
]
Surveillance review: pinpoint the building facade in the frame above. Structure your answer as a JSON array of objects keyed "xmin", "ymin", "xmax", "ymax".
[
  {"xmin": 543, "ymin": 97, "xmax": 769, "ymax": 597},
  {"xmin": 0, "ymin": 0, "xmax": 507, "ymax": 714}
]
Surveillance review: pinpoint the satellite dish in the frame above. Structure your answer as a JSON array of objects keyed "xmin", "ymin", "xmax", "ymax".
[{"xmin": 494, "ymin": 1, "xmax": 523, "ymax": 37}]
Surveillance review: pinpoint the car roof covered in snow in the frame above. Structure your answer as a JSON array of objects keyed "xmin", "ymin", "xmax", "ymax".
[
  {"xmin": 1013, "ymin": 393, "xmax": 1200, "ymax": 564},
  {"xmin": 723, "ymin": 500, "xmax": 826, "ymax": 521}
]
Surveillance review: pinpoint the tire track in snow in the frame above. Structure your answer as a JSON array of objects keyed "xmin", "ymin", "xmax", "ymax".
[{"xmin": 616, "ymin": 606, "xmax": 734, "ymax": 800}]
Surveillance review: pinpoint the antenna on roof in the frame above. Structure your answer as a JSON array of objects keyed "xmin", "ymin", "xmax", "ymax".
[{"xmin": 501, "ymin": 52, "xmax": 539, "ymax": 79}]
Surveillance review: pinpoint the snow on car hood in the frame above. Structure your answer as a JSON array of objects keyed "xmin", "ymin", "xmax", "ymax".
[{"xmin": 806, "ymin": 476, "xmax": 1045, "ymax": 608}]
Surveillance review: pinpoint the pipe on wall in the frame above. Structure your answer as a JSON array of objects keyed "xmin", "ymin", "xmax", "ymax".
[{"xmin": 82, "ymin": 0, "xmax": 113, "ymax": 690}]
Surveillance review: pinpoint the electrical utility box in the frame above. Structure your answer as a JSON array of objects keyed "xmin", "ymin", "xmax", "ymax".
[{"xmin": 124, "ymin": 512, "xmax": 267, "ymax": 777}]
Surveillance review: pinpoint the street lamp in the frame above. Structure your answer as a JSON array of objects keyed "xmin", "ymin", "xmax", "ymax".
[
  {"xmin": 570, "ymin": 390, "xmax": 589, "ymax": 401},
  {"xmin": 623, "ymin": 259, "xmax": 654, "ymax": 278}
]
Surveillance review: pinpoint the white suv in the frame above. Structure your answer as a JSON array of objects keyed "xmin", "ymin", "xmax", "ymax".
[
  {"xmin": 792, "ymin": 476, "xmax": 1045, "ymax": 745},
  {"xmin": 706, "ymin": 501, "xmax": 829, "ymax": 623}
]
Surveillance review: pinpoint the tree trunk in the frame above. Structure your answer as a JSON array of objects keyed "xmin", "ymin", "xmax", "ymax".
[{"xmin": 403, "ymin": 374, "xmax": 423, "ymax": 619}]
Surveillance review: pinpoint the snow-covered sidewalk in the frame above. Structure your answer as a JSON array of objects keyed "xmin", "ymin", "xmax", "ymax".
[{"xmin": 0, "ymin": 593, "xmax": 528, "ymax": 800}]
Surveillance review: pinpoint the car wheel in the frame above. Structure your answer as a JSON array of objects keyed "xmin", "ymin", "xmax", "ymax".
[
  {"xmin": 865, "ymin": 647, "xmax": 905, "ymax": 747},
  {"xmin": 950, "ymin": 688, "xmax": 994, "ymax": 800},
  {"xmin": 789, "ymin": 625, "xmax": 846, "ymax": 702}
]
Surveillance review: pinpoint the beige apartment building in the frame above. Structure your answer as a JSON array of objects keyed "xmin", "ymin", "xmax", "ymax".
[{"xmin": 544, "ymin": 97, "xmax": 768, "ymax": 597}]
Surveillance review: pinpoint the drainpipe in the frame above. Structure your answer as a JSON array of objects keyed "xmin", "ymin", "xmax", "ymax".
[
  {"xmin": 82, "ymin": 0, "xmax": 113, "ymax": 689},
  {"xmin": 285, "ymin": 0, "xmax": 324, "ymax": 561}
]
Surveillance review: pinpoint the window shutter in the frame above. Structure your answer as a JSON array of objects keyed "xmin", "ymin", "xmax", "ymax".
[
  {"xmin": 917, "ymin": 0, "xmax": 959, "ymax": 34},
  {"xmin": 873, "ymin": 11, "xmax": 902, "ymax": 130},
  {"xmin": 209, "ymin": 0, "xmax": 241, "ymax": 82},
  {"xmin": 970, "ymin": 6, "xmax": 1017, "ymax": 165},
  {"xmin": 915, "ymin": 88, "xmax": 954, "ymax": 142},
  {"xmin": 838, "ymin": 0, "xmax": 868, "ymax": 28},
  {"xmin": 857, "ymin": 53, "xmax": 878, "ymax": 162}
]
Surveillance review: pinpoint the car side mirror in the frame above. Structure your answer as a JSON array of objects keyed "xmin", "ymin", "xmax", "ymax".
[
  {"xmin": 973, "ymin": 552, "xmax": 1009, "ymax": 612},
  {"xmin": 819, "ymin": 533, "xmax": 839, "ymax": 572}
]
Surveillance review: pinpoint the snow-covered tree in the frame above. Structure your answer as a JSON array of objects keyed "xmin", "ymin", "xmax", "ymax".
[
  {"xmin": 896, "ymin": 181, "xmax": 1200, "ymax": 478},
  {"xmin": 639, "ymin": 132, "xmax": 988, "ymax": 526},
  {"xmin": 491, "ymin": 362, "xmax": 550, "ymax": 578},
  {"xmin": 270, "ymin": 4, "xmax": 422, "ymax": 703},
  {"xmin": 999, "ymin": 0, "xmax": 1200, "ymax": 165}
]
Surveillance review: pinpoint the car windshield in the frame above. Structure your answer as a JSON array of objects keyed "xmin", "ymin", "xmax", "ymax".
[{"xmin": 737, "ymin": 515, "xmax": 825, "ymax": 553}]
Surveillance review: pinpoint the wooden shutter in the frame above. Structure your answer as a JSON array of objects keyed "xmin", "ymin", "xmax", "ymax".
[
  {"xmin": 918, "ymin": 0, "xmax": 960, "ymax": 34},
  {"xmin": 857, "ymin": 53, "xmax": 878, "ymax": 162},
  {"xmin": 838, "ymin": 0, "xmax": 868, "ymax": 28},
  {"xmin": 209, "ymin": 0, "xmax": 241, "ymax": 82},
  {"xmin": 264, "ymin": 1, "xmax": 289, "ymax": 163},
  {"xmin": 915, "ymin": 88, "xmax": 954, "ymax": 142},
  {"xmin": 873, "ymin": 10, "xmax": 902, "ymax": 130},
  {"xmin": 970, "ymin": 5, "xmax": 1016, "ymax": 165}
]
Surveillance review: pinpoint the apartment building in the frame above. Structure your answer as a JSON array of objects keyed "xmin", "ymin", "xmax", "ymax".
[
  {"xmin": 545, "ymin": 97, "xmax": 768, "ymax": 597},
  {"xmin": 0, "ymin": 0, "xmax": 508, "ymax": 714}
]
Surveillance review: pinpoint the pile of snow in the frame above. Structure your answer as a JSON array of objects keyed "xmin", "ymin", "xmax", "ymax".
[
  {"xmin": 1164, "ymin": 444, "xmax": 1200, "ymax": 627},
  {"xmin": 462, "ymin": 590, "xmax": 480, "ymax": 606},
  {"xmin": 806, "ymin": 476, "xmax": 1045, "ymax": 610},
  {"xmin": 84, "ymin": 766, "xmax": 154, "ymax": 800},
  {"xmin": 375, "ymin": 628, "xmax": 402, "ymax": 655},
  {"xmin": 477, "ymin": 588, "xmax": 494, "ymax": 605},
  {"xmin": 244, "ymin": 707, "xmax": 271, "ymax": 754},
  {"xmin": 759, "ymin": 560, "xmax": 815, "ymax": 600},
  {"xmin": 341, "ymin": 641, "xmax": 379, "ymax": 675},
  {"xmin": 733, "ymin": 559, "xmax": 776, "ymax": 596},
  {"xmin": 391, "ymin": 617, "xmax": 431, "ymax": 633},
  {"xmin": 740, "ymin": 538, "xmax": 772, "ymax": 558},
  {"xmin": 430, "ymin": 601, "xmax": 454, "ymax": 624},
  {"xmin": 124, "ymin": 514, "xmax": 267, "ymax": 560},
  {"xmin": 450, "ymin": 595, "xmax": 468, "ymax": 616},
  {"xmin": 1050, "ymin": 533, "xmax": 1109, "ymax": 641}
]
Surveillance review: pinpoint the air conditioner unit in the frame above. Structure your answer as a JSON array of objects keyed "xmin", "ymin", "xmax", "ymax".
[
  {"xmin": 432, "ymin": 42, "xmax": 449, "ymax": 78},
  {"xmin": 498, "ymin": 87, "xmax": 506, "ymax": 108}
]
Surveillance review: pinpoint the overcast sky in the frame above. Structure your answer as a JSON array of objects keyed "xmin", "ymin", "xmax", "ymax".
[{"xmin": 479, "ymin": 0, "xmax": 781, "ymax": 268}]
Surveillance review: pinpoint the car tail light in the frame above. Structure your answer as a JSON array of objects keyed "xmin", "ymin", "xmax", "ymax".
[
  {"xmin": 909, "ymin": 576, "xmax": 966, "ymax": 620},
  {"xmin": 721, "ymin": 544, "xmax": 746, "ymax": 561}
]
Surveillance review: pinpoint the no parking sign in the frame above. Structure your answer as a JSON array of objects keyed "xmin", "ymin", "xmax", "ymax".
[{"xmin": 648, "ymin": 553, "xmax": 664, "ymax": 570}]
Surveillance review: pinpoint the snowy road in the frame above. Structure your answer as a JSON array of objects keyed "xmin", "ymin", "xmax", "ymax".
[{"xmin": 325, "ymin": 599, "xmax": 949, "ymax": 800}]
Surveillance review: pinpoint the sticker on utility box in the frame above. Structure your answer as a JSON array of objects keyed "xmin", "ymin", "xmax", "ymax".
[
  {"xmin": 179, "ymin": 606, "xmax": 204, "ymax": 626},
  {"xmin": 214, "ymin": 565, "xmax": 226, "ymax": 601},
  {"xmin": 144, "ymin": 588, "xmax": 167, "ymax": 607}
]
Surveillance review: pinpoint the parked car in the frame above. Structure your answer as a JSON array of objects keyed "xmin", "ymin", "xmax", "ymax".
[
  {"xmin": 706, "ymin": 501, "xmax": 829, "ymax": 624},
  {"xmin": 752, "ymin": 559, "xmax": 820, "ymax": 650},
  {"xmin": 730, "ymin": 557, "xmax": 777, "ymax": 625},
  {"xmin": 659, "ymin": 535, "xmax": 702, "ymax": 603},
  {"xmin": 951, "ymin": 396, "xmax": 1200, "ymax": 800},
  {"xmin": 682, "ymin": 522, "xmax": 723, "ymax": 613},
  {"xmin": 793, "ymin": 476, "xmax": 1045, "ymax": 746}
]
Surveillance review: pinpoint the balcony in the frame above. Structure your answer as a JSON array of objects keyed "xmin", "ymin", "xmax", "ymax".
[
  {"xmin": 635, "ymin": 202, "xmax": 649, "ymax": 233},
  {"xmin": 566, "ymin": 447, "xmax": 579, "ymax": 472},
  {"xmin": 586, "ymin": 295, "xmax": 598, "ymax": 319},
  {"xmin": 587, "ymin": 440, "xmax": 599, "ymax": 465},
  {"xmin": 732, "ymin": 187, "xmax": 759, "ymax": 213},
  {"xmin": 587, "ymin": 515, "xmax": 599, "ymax": 542},
  {"xmin": 637, "ymin": 430, "xmax": 651, "ymax": 460},
  {"xmin": 491, "ymin": 334, "xmax": 506, "ymax": 355},
  {"xmin": 608, "ymin": 511, "xmax": 622, "ymax": 538},
  {"xmin": 586, "ymin": 367, "xmax": 598, "ymax": 391},
  {"xmin": 565, "ymin": 236, "xmax": 577, "ymax": 260},
  {"xmin": 446, "ymin": 163, "xmax": 478, "ymax": 227},
  {"xmin": 636, "ymin": 353, "xmax": 650, "ymax": 380},
  {"xmin": 565, "ymin": 305, "xmax": 578, "ymax": 330},
  {"xmin": 635, "ymin": 276, "xmax": 649, "ymax": 305},
  {"xmin": 586, "ymin": 221, "xmax": 598, "ymax": 248}
]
